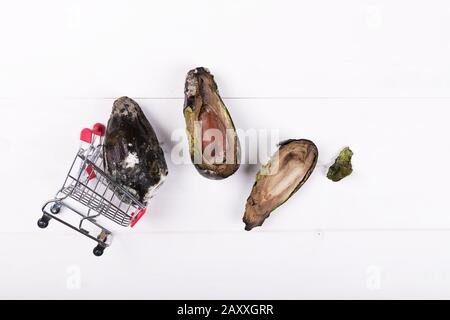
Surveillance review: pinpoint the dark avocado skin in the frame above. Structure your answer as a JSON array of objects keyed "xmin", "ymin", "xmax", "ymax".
[
  {"xmin": 195, "ymin": 167, "xmax": 231, "ymax": 180},
  {"xmin": 104, "ymin": 97, "xmax": 167, "ymax": 205}
]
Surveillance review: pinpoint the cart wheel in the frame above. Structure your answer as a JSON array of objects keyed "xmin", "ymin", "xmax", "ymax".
[
  {"xmin": 50, "ymin": 203, "xmax": 61, "ymax": 214},
  {"xmin": 93, "ymin": 245, "xmax": 104, "ymax": 257},
  {"xmin": 37, "ymin": 216, "xmax": 50, "ymax": 228}
]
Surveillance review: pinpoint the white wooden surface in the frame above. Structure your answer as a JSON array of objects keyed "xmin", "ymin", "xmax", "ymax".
[{"xmin": 1, "ymin": 0, "xmax": 450, "ymax": 299}]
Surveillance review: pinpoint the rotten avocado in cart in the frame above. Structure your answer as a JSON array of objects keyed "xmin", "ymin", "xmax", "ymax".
[{"xmin": 38, "ymin": 97, "xmax": 167, "ymax": 256}]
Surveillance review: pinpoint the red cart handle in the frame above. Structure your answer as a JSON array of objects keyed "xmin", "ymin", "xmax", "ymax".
[
  {"xmin": 131, "ymin": 208, "xmax": 147, "ymax": 227},
  {"xmin": 80, "ymin": 123, "xmax": 105, "ymax": 143},
  {"xmin": 80, "ymin": 128, "xmax": 93, "ymax": 143},
  {"xmin": 92, "ymin": 123, "xmax": 105, "ymax": 136}
]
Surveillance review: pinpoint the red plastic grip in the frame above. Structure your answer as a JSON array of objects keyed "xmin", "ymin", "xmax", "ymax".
[
  {"xmin": 131, "ymin": 208, "xmax": 147, "ymax": 227},
  {"xmin": 92, "ymin": 123, "xmax": 106, "ymax": 136},
  {"xmin": 85, "ymin": 165, "xmax": 97, "ymax": 180},
  {"xmin": 80, "ymin": 128, "xmax": 92, "ymax": 143}
]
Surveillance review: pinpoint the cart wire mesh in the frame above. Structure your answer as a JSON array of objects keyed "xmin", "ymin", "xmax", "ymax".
[{"xmin": 60, "ymin": 142, "xmax": 145, "ymax": 227}]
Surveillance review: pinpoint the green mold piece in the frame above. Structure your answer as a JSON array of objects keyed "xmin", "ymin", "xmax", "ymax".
[{"xmin": 327, "ymin": 147, "xmax": 353, "ymax": 182}]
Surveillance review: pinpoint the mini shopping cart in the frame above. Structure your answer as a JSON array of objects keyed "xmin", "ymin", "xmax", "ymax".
[{"xmin": 38, "ymin": 123, "xmax": 147, "ymax": 256}]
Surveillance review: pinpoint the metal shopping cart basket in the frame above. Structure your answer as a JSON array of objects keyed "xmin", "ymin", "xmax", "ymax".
[{"xmin": 38, "ymin": 123, "xmax": 147, "ymax": 256}]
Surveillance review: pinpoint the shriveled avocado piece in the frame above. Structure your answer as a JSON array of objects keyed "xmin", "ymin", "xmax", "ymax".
[
  {"xmin": 327, "ymin": 147, "xmax": 353, "ymax": 182},
  {"xmin": 243, "ymin": 139, "xmax": 318, "ymax": 231},
  {"xmin": 183, "ymin": 67, "xmax": 240, "ymax": 179}
]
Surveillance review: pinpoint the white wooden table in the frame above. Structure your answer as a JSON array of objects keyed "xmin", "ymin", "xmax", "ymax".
[{"xmin": 1, "ymin": 0, "xmax": 449, "ymax": 299}]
